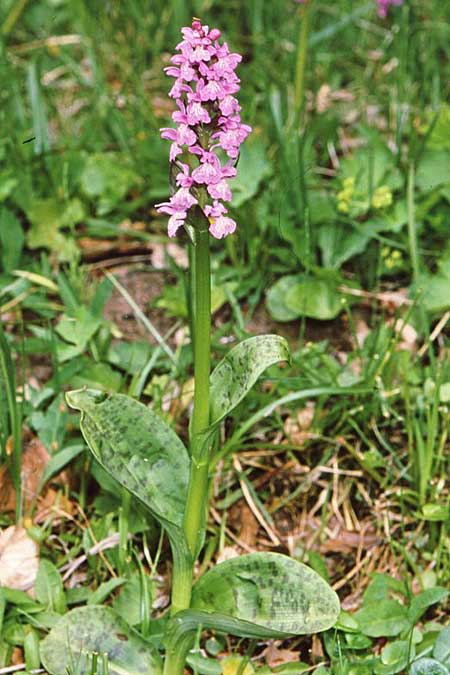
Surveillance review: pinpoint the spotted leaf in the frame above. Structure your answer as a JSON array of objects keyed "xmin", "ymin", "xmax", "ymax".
[
  {"xmin": 191, "ymin": 552, "xmax": 339, "ymax": 636},
  {"xmin": 65, "ymin": 389, "xmax": 189, "ymax": 532},
  {"xmin": 210, "ymin": 335, "xmax": 290, "ymax": 425},
  {"xmin": 40, "ymin": 605, "xmax": 162, "ymax": 674}
]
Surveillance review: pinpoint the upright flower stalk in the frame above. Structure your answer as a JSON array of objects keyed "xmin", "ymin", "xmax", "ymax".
[
  {"xmin": 156, "ymin": 19, "xmax": 251, "ymax": 620},
  {"xmin": 156, "ymin": 19, "xmax": 251, "ymax": 239}
]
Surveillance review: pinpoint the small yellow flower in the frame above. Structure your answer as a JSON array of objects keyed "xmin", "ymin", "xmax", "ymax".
[
  {"xmin": 372, "ymin": 185, "xmax": 393, "ymax": 209},
  {"xmin": 337, "ymin": 200, "xmax": 350, "ymax": 213},
  {"xmin": 337, "ymin": 176, "xmax": 355, "ymax": 213},
  {"xmin": 221, "ymin": 656, "xmax": 255, "ymax": 675}
]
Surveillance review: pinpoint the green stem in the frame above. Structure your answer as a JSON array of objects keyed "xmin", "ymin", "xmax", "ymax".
[
  {"xmin": 166, "ymin": 220, "xmax": 211, "ymax": 675},
  {"xmin": 1, "ymin": 0, "xmax": 29, "ymax": 37},
  {"xmin": 183, "ymin": 226, "xmax": 211, "ymax": 557},
  {"xmin": 169, "ymin": 535, "xmax": 193, "ymax": 616},
  {"xmin": 294, "ymin": 0, "xmax": 313, "ymax": 127},
  {"xmin": 407, "ymin": 162, "xmax": 420, "ymax": 285},
  {"xmin": 118, "ymin": 488, "xmax": 131, "ymax": 574}
]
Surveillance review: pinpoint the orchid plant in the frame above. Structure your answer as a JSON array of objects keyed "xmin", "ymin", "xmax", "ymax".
[{"xmin": 40, "ymin": 20, "xmax": 339, "ymax": 675}]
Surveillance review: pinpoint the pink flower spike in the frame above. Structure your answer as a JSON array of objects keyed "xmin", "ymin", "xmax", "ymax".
[
  {"xmin": 168, "ymin": 213, "xmax": 186, "ymax": 237},
  {"xmin": 377, "ymin": 0, "xmax": 403, "ymax": 17},
  {"xmin": 207, "ymin": 179, "xmax": 232, "ymax": 201},
  {"xmin": 209, "ymin": 215, "xmax": 236, "ymax": 239},
  {"xmin": 209, "ymin": 28, "xmax": 221, "ymax": 40},
  {"xmin": 175, "ymin": 163, "xmax": 194, "ymax": 188},
  {"xmin": 186, "ymin": 101, "xmax": 211, "ymax": 125},
  {"xmin": 192, "ymin": 161, "xmax": 222, "ymax": 185},
  {"xmin": 157, "ymin": 18, "xmax": 251, "ymax": 239}
]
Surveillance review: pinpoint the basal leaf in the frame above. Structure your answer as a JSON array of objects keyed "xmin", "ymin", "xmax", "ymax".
[
  {"xmin": 40, "ymin": 605, "xmax": 162, "ymax": 675},
  {"xmin": 434, "ymin": 627, "xmax": 450, "ymax": 665},
  {"xmin": 408, "ymin": 587, "xmax": 449, "ymax": 625},
  {"xmin": 65, "ymin": 389, "xmax": 189, "ymax": 531},
  {"xmin": 354, "ymin": 599, "xmax": 410, "ymax": 637},
  {"xmin": 410, "ymin": 659, "xmax": 450, "ymax": 675},
  {"xmin": 191, "ymin": 552, "xmax": 340, "ymax": 636},
  {"xmin": 284, "ymin": 275, "xmax": 343, "ymax": 320},
  {"xmin": 266, "ymin": 275, "xmax": 304, "ymax": 322},
  {"xmin": 210, "ymin": 335, "xmax": 290, "ymax": 425}
]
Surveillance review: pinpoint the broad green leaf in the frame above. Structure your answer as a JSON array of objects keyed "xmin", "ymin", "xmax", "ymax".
[
  {"xmin": 113, "ymin": 576, "xmax": 143, "ymax": 627},
  {"xmin": 187, "ymin": 653, "xmax": 223, "ymax": 674},
  {"xmin": 25, "ymin": 198, "xmax": 83, "ymax": 261},
  {"xmin": 416, "ymin": 150, "xmax": 450, "ymax": 192},
  {"xmin": 80, "ymin": 153, "xmax": 140, "ymax": 215},
  {"xmin": 266, "ymin": 275, "xmax": 303, "ymax": 322},
  {"xmin": 434, "ymin": 627, "xmax": 450, "ymax": 665},
  {"xmin": 56, "ymin": 306, "xmax": 102, "ymax": 362},
  {"xmin": 318, "ymin": 223, "xmax": 370, "ymax": 269},
  {"xmin": 354, "ymin": 599, "xmax": 409, "ymax": 637},
  {"xmin": 65, "ymin": 389, "xmax": 189, "ymax": 531},
  {"xmin": 380, "ymin": 640, "xmax": 413, "ymax": 674},
  {"xmin": 410, "ymin": 659, "xmax": 450, "ymax": 675},
  {"xmin": 419, "ymin": 266, "xmax": 450, "ymax": 314},
  {"xmin": 210, "ymin": 335, "xmax": 290, "ymax": 425},
  {"xmin": 408, "ymin": 588, "xmax": 449, "ymax": 624},
  {"xmin": 420, "ymin": 504, "xmax": 449, "ymax": 522},
  {"xmin": 35, "ymin": 560, "xmax": 66, "ymax": 614},
  {"xmin": 70, "ymin": 361, "xmax": 123, "ymax": 392},
  {"xmin": 232, "ymin": 137, "xmax": 272, "ymax": 208},
  {"xmin": 41, "ymin": 444, "xmax": 85, "ymax": 487},
  {"xmin": 285, "ymin": 275, "xmax": 343, "ymax": 320},
  {"xmin": 40, "ymin": 605, "xmax": 162, "ymax": 675},
  {"xmin": 191, "ymin": 553, "xmax": 340, "ymax": 636}
]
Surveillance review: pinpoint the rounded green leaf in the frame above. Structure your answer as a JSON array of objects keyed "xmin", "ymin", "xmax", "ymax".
[
  {"xmin": 434, "ymin": 627, "xmax": 450, "ymax": 665},
  {"xmin": 66, "ymin": 389, "xmax": 189, "ymax": 530},
  {"xmin": 191, "ymin": 552, "xmax": 339, "ymax": 635},
  {"xmin": 285, "ymin": 276, "xmax": 342, "ymax": 320},
  {"xmin": 266, "ymin": 275, "xmax": 302, "ymax": 322},
  {"xmin": 40, "ymin": 605, "xmax": 162, "ymax": 675},
  {"xmin": 210, "ymin": 335, "xmax": 290, "ymax": 425},
  {"xmin": 411, "ymin": 658, "xmax": 450, "ymax": 675}
]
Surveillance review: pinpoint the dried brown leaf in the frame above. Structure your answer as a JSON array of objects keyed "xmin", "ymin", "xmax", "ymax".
[{"xmin": 0, "ymin": 526, "xmax": 39, "ymax": 591}]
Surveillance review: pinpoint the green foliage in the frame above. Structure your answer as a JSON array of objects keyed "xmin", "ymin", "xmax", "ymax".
[
  {"xmin": 191, "ymin": 553, "xmax": 340, "ymax": 636},
  {"xmin": 40, "ymin": 606, "xmax": 162, "ymax": 675},
  {"xmin": 210, "ymin": 335, "xmax": 290, "ymax": 424},
  {"xmin": 266, "ymin": 273, "xmax": 357, "ymax": 321},
  {"xmin": 65, "ymin": 389, "xmax": 190, "ymax": 532}
]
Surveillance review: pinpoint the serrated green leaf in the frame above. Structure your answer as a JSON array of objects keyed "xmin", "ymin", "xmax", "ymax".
[
  {"xmin": 40, "ymin": 605, "xmax": 162, "ymax": 675},
  {"xmin": 210, "ymin": 335, "xmax": 290, "ymax": 425},
  {"xmin": 191, "ymin": 552, "xmax": 340, "ymax": 636},
  {"xmin": 65, "ymin": 389, "xmax": 189, "ymax": 533}
]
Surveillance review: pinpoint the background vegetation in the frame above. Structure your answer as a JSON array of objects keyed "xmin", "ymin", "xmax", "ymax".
[{"xmin": 0, "ymin": 0, "xmax": 449, "ymax": 673}]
